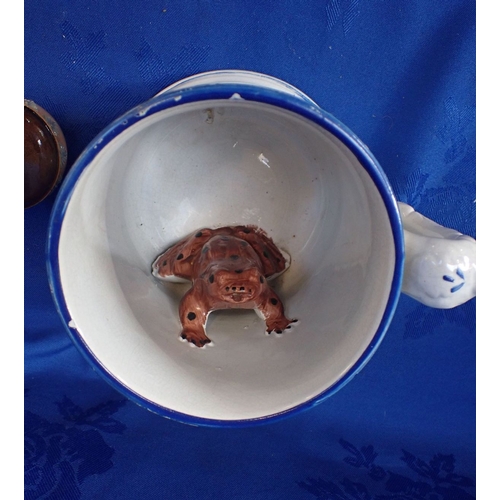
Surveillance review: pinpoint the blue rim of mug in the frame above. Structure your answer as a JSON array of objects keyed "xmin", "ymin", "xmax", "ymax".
[{"xmin": 47, "ymin": 84, "xmax": 405, "ymax": 428}]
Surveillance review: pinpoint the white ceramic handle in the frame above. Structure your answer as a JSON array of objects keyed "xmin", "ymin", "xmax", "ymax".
[{"xmin": 398, "ymin": 202, "xmax": 476, "ymax": 309}]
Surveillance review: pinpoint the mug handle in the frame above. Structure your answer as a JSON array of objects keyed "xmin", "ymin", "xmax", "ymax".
[{"xmin": 398, "ymin": 202, "xmax": 476, "ymax": 309}]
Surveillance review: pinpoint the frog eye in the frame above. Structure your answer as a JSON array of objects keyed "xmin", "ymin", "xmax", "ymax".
[{"xmin": 209, "ymin": 274, "xmax": 214, "ymax": 283}]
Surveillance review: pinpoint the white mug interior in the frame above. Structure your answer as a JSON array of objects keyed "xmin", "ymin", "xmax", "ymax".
[{"xmin": 56, "ymin": 96, "xmax": 398, "ymax": 422}]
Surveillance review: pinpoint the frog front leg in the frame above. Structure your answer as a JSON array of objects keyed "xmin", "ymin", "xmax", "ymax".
[
  {"xmin": 179, "ymin": 280, "xmax": 212, "ymax": 347},
  {"xmin": 256, "ymin": 287, "xmax": 296, "ymax": 334}
]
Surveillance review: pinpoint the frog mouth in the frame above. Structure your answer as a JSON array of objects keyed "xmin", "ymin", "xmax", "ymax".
[
  {"xmin": 230, "ymin": 293, "xmax": 251, "ymax": 303},
  {"xmin": 223, "ymin": 286, "xmax": 255, "ymax": 303}
]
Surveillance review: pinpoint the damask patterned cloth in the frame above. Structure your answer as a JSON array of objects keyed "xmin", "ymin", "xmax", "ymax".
[{"xmin": 25, "ymin": 1, "xmax": 475, "ymax": 499}]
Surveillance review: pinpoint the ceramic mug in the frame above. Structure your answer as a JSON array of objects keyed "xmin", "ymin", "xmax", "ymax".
[{"xmin": 48, "ymin": 70, "xmax": 476, "ymax": 426}]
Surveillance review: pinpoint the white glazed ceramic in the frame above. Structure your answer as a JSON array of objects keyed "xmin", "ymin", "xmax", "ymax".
[
  {"xmin": 398, "ymin": 202, "xmax": 476, "ymax": 308},
  {"xmin": 48, "ymin": 70, "xmax": 476, "ymax": 426},
  {"xmin": 158, "ymin": 69, "xmax": 317, "ymax": 105}
]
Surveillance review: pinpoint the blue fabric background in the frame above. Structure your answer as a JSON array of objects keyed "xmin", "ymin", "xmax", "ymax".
[{"xmin": 25, "ymin": 1, "xmax": 476, "ymax": 498}]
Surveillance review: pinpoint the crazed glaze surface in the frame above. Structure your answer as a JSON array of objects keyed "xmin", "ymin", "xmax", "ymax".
[{"xmin": 152, "ymin": 226, "xmax": 296, "ymax": 347}]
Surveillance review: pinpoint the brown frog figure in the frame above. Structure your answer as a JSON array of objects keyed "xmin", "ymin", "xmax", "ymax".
[{"xmin": 152, "ymin": 225, "xmax": 296, "ymax": 347}]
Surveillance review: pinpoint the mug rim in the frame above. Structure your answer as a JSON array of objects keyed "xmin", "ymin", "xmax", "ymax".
[{"xmin": 47, "ymin": 83, "xmax": 405, "ymax": 427}]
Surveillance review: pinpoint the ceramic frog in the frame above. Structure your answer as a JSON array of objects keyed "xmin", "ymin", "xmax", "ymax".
[{"xmin": 152, "ymin": 225, "xmax": 296, "ymax": 347}]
